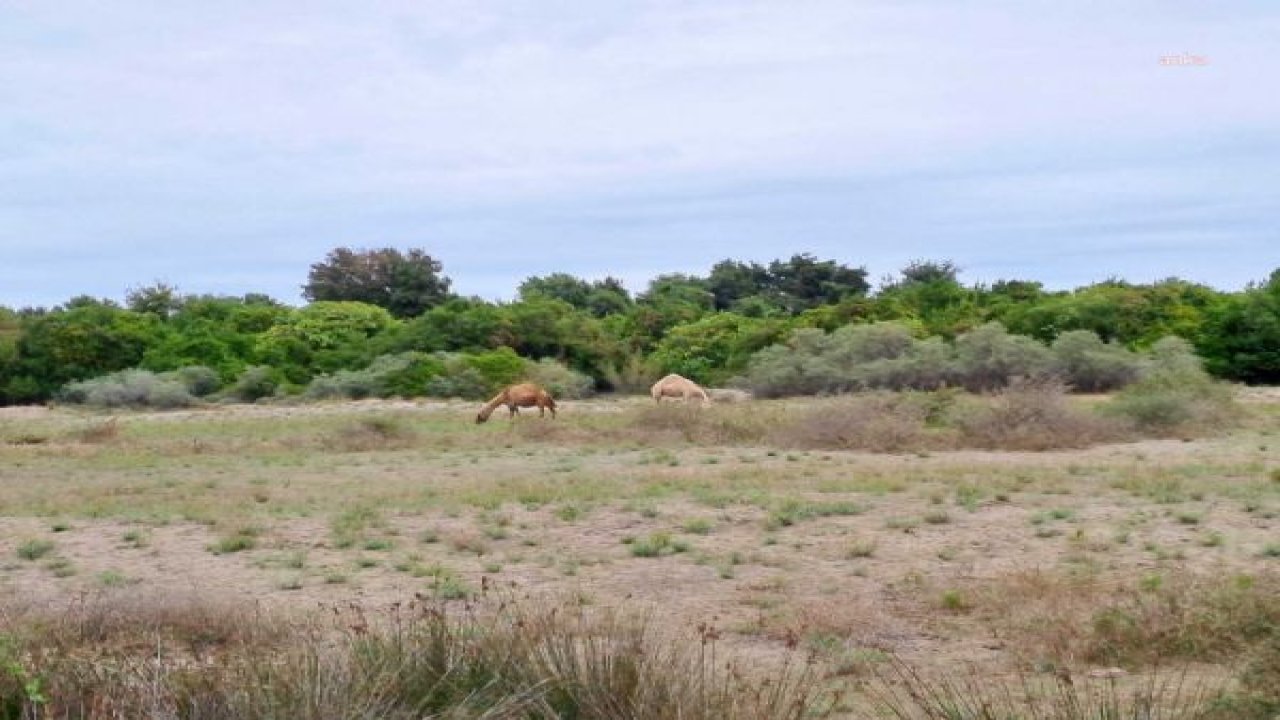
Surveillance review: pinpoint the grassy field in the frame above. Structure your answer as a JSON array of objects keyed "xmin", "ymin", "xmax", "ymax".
[{"xmin": 1, "ymin": 393, "xmax": 1277, "ymax": 717}]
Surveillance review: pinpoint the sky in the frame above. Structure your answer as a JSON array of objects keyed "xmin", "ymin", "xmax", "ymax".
[{"xmin": 2, "ymin": 1, "xmax": 1278, "ymax": 309}]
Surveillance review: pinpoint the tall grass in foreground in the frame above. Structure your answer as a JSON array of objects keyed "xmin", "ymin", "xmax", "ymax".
[
  {"xmin": 867, "ymin": 659, "xmax": 1228, "ymax": 720},
  {"xmin": 0, "ymin": 589, "xmax": 832, "ymax": 719}
]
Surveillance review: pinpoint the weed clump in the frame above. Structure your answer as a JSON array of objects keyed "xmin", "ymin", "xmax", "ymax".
[{"xmin": 16, "ymin": 538, "xmax": 55, "ymax": 561}]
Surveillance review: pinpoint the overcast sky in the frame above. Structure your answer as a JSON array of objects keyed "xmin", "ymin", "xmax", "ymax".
[{"xmin": 3, "ymin": 1, "xmax": 1277, "ymax": 308}]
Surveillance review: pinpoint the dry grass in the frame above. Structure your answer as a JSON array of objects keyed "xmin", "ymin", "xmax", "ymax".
[
  {"xmin": 0, "ymin": 590, "xmax": 832, "ymax": 719},
  {"xmin": 969, "ymin": 569, "xmax": 1280, "ymax": 668},
  {"xmin": 951, "ymin": 378, "xmax": 1131, "ymax": 451},
  {"xmin": 768, "ymin": 393, "xmax": 935, "ymax": 452},
  {"xmin": 865, "ymin": 659, "xmax": 1229, "ymax": 719},
  {"xmin": 0, "ymin": 393, "xmax": 1275, "ymax": 717}
]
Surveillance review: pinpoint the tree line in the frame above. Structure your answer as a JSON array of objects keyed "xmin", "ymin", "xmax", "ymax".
[{"xmin": 0, "ymin": 247, "xmax": 1276, "ymax": 405}]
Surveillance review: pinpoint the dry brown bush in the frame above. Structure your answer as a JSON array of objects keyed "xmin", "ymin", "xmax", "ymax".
[
  {"xmin": 767, "ymin": 394, "xmax": 936, "ymax": 453},
  {"xmin": 627, "ymin": 403, "xmax": 773, "ymax": 445},
  {"xmin": 950, "ymin": 377, "xmax": 1130, "ymax": 451}
]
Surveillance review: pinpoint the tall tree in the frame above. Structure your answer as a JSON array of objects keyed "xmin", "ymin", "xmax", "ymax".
[
  {"xmin": 706, "ymin": 259, "xmax": 771, "ymax": 311},
  {"xmin": 518, "ymin": 273, "xmax": 632, "ymax": 317},
  {"xmin": 766, "ymin": 254, "xmax": 870, "ymax": 312},
  {"xmin": 303, "ymin": 247, "xmax": 453, "ymax": 318},
  {"xmin": 125, "ymin": 281, "xmax": 183, "ymax": 318},
  {"xmin": 876, "ymin": 259, "xmax": 976, "ymax": 337}
]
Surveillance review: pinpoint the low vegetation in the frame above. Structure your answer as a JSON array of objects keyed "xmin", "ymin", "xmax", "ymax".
[
  {"xmin": 0, "ymin": 376, "xmax": 1274, "ymax": 717},
  {"xmin": 0, "ymin": 591, "xmax": 830, "ymax": 719}
]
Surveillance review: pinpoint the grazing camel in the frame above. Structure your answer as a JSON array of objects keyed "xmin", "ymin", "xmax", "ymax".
[
  {"xmin": 650, "ymin": 374, "xmax": 711, "ymax": 404},
  {"xmin": 475, "ymin": 383, "xmax": 557, "ymax": 423}
]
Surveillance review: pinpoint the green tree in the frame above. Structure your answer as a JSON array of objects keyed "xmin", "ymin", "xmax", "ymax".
[
  {"xmin": 303, "ymin": 247, "xmax": 453, "ymax": 318},
  {"xmin": 125, "ymin": 281, "xmax": 183, "ymax": 318},
  {"xmin": 254, "ymin": 301, "xmax": 398, "ymax": 384},
  {"xmin": 875, "ymin": 260, "xmax": 979, "ymax": 337},
  {"xmin": 767, "ymin": 254, "xmax": 870, "ymax": 311},
  {"xmin": 1198, "ymin": 269, "xmax": 1280, "ymax": 383},
  {"xmin": 1000, "ymin": 279, "xmax": 1222, "ymax": 347},
  {"xmin": 501, "ymin": 297, "xmax": 623, "ymax": 381},
  {"xmin": 630, "ymin": 274, "xmax": 714, "ymax": 347},
  {"xmin": 139, "ymin": 294, "xmax": 290, "ymax": 382},
  {"xmin": 4, "ymin": 299, "xmax": 164, "ymax": 402},
  {"xmin": 383, "ymin": 297, "xmax": 506, "ymax": 354},
  {"xmin": 0, "ymin": 307, "xmax": 21, "ymax": 403},
  {"xmin": 518, "ymin": 273, "xmax": 632, "ymax": 317},
  {"xmin": 706, "ymin": 260, "xmax": 772, "ymax": 311},
  {"xmin": 650, "ymin": 312, "xmax": 791, "ymax": 385}
]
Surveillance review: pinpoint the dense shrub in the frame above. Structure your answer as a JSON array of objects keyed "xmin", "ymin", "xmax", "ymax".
[
  {"xmin": 740, "ymin": 328, "xmax": 845, "ymax": 397},
  {"xmin": 745, "ymin": 322, "xmax": 1060, "ymax": 397},
  {"xmin": 1105, "ymin": 337, "xmax": 1237, "ymax": 435},
  {"xmin": 221, "ymin": 365, "xmax": 280, "ymax": 403},
  {"xmin": 951, "ymin": 322, "xmax": 1054, "ymax": 392},
  {"xmin": 304, "ymin": 350, "xmax": 561, "ymax": 402},
  {"xmin": 57, "ymin": 369, "xmax": 198, "ymax": 409},
  {"xmin": 650, "ymin": 312, "xmax": 791, "ymax": 385},
  {"xmin": 1049, "ymin": 330, "xmax": 1145, "ymax": 392},
  {"xmin": 161, "ymin": 365, "xmax": 221, "ymax": 397},
  {"xmin": 304, "ymin": 352, "xmax": 443, "ymax": 400},
  {"xmin": 465, "ymin": 347, "xmax": 528, "ymax": 389},
  {"xmin": 828, "ymin": 322, "xmax": 917, "ymax": 365},
  {"xmin": 856, "ymin": 337, "xmax": 953, "ymax": 391},
  {"xmin": 741, "ymin": 322, "xmax": 1179, "ymax": 398},
  {"xmin": 525, "ymin": 358, "xmax": 595, "ymax": 399},
  {"xmin": 423, "ymin": 354, "xmax": 494, "ymax": 400},
  {"xmin": 380, "ymin": 352, "xmax": 447, "ymax": 397}
]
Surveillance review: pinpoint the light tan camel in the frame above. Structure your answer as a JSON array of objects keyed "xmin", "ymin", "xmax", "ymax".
[
  {"xmin": 650, "ymin": 374, "xmax": 711, "ymax": 404},
  {"xmin": 475, "ymin": 383, "xmax": 558, "ymax": 423}
]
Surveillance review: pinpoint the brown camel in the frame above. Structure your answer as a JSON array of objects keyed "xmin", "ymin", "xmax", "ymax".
[
  {"xmin": 650, "ymin": 374, "xmax": 711, "ymax": 404},
  {"xmin": 475, "ymin": 383, "xmax": 557, "ymax": 423}
]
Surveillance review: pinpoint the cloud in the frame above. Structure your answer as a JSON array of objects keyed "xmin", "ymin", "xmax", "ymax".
[{"xmin": 1, "ymin": 1, "xmax": 1277, "ymax": 307}]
